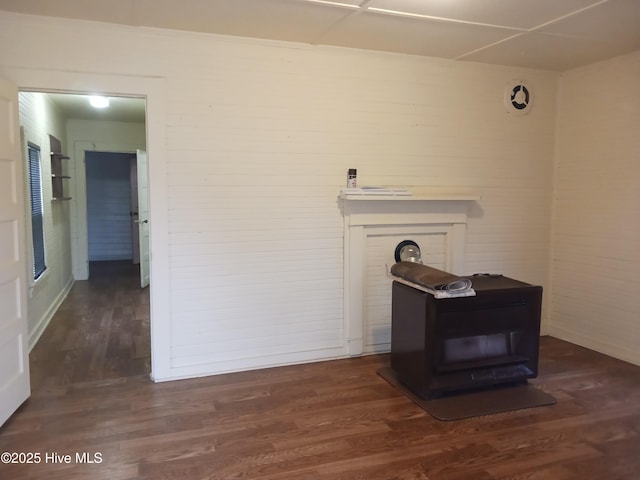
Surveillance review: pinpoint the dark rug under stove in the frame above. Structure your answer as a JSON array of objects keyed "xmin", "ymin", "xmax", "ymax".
[{"xmin": 378, "ymin": 367, "xmax": 556, "ymax": 421}]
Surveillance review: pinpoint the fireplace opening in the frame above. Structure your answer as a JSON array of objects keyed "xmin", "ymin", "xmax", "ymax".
[{"xmin": 443, "ymin": 333, "xmax": 512, "ymax": 365}]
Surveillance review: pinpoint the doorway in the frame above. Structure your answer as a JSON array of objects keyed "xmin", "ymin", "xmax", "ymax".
[
  {"xmin": 84, "ymin": 149, "xmax": 150, "ymax": 287},
  {"xmin": 4, "ymin": 67, "xmax": 170, "ymax": 384},
  {"xmin": 17, "ymin": 91, "xmax": 152, "ymax": 384},
  {"xmin": 85, "ymin": 151, "xmax": 138, "ymax": 266}
]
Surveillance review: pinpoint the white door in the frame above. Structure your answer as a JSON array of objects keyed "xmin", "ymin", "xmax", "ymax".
[
  {"xmin": 136, "ymin": 149, "xmax": 150, "ymax": 288},
  {"xmin": 0, "ymin": 76, "xmax": 30, "ymax": 426},
  {"xmin": 130, "ymin": 157, "xmax": 140, "ymax": 265}
]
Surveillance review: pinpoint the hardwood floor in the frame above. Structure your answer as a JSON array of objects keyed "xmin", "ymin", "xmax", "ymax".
[
  {"xmin": 2, "ymin": 271, "xmax": 640, "ymax": 479},
  {"xmin": 28, "ymin": 261, "xmax": 151, "ymax": 392}
]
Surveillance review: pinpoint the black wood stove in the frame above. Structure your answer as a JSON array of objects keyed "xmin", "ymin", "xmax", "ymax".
[{"xmin": 390, "ymin": 274, "xmax": 542, "ymax": 399}]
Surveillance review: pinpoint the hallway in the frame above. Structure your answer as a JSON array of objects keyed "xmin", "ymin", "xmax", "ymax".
[{"xmin": 28, "ymin": 261, "xmax": 150, "ymax": 391}]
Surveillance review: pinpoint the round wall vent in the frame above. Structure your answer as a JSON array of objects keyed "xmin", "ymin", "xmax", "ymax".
[{"xmin": 504, "ymin": 80, "xmax": 533, "ymax": 116}]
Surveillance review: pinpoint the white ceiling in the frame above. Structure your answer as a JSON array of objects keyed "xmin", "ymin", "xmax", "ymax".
[
  {"xmin": 45, "ymin": 93, "xmax": 146, "ymax": 123},
  {"xmin": 1, "ymin": 0, "xmax": 639, "ymax": 72},
  {"xmin": 7, "ymin": 0, "xmax": 640, "ymax": 123}
]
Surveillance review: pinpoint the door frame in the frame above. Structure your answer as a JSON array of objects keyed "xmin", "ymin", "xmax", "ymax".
[
  {"xmin": 75, "ymin": 145, "xmax": 142, "ymax": 279},
  {"xmin": 2, "ymin": 68, "xmax": 171, "ymax": 381},
  {"xmin": 84, "ymin": 150, "xmax": 138, "ymax": 265}
]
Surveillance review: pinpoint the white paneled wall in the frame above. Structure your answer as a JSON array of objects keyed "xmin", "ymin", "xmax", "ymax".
[
  {"xmin": 551, "ymin": 51, "xmax": 640, "ymax": 365},
  {"xmin": 17, "ymin": 92, "xmax": 74, "ymax": 346},
  {"xmin": 1, "ymin": 13, "xmax": 557, "ymax": 379}
]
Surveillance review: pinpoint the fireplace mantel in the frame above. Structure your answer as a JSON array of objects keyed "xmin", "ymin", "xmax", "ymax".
[
  {"xmin": 341, "ymin": 192, "xmax": 479, "ymax": 356},
  {"xmin": 340, "ymin": 193, "xmax": 480, "ymax": 201}
]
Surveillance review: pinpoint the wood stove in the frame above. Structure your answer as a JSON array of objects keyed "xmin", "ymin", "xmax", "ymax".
[{"xmin": 390, "ymin": 275, "xmax": 542, "ymax": 399}]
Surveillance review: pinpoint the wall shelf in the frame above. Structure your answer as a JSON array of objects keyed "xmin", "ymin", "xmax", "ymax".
[
  {"xmin": 49, "ymin": 136, "xmax": 71, "ymax": 201},
  {"xmin": 340, "ymin": 190, "xmax": 480, "ymax": 202}
]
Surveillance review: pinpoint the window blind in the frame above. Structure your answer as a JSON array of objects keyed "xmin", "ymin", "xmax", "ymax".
[{"xmin": 27, "ymin": 143, "xmax": 46, "ymax": 279}]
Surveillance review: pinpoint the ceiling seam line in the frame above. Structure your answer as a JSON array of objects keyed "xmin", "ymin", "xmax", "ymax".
[
  {"xmin": 365, "ymin": 8, "xmax": 527, "ymax": 32},
  {"xmin": 455, "ymin": 0, "xmax": 611, "ymax": 62},
  {"xmin": 526, "ymin": 0, "xmax": 610, "ymax": 32},
  {"xmin": 453, "ymin": 33, "xmax": 528, "ymax": 61},
  {"xmin": 307, "ymin": 0, "xmax": 373, "ymax": 45}
]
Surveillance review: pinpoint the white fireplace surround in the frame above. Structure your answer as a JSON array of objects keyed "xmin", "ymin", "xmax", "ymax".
[{"xmin": 341, "ymin": 193, "xmax": 480, "ymax": 356}]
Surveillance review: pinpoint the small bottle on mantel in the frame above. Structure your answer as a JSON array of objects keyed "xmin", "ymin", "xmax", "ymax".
[{"xmin": 347, "ymin": 168, "xmax": 357, "ymax": 188}]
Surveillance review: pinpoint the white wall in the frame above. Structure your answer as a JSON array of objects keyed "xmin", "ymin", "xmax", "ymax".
[
  {"xmin": 550, "ymin": 51, "xmax": 640, "ymax": 365},
  {"xmin": 17, "ymin": 92, "xmax": 74, "ymax": 347},
  {"xmin": 1, "ymin": 12, "xmax": 557, "ymax": 380}
]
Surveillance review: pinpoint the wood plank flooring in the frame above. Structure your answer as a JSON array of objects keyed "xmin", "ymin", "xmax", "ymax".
[
  {"xmin": 28, "ymin": 260, "xmax": 151, "ymax": 390},
  {"xmin": 2, "ymin": 266, "xmax": 640, "ymax": 479}
]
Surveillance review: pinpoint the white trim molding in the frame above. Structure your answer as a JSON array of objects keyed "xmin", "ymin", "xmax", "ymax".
[
  {"xmin": 3, "ymin": 67, "xmax": 171, "ymax": 381},
  {"xmin": 341, "ymin": 194, "xmax": 479, "ymax": 356}
]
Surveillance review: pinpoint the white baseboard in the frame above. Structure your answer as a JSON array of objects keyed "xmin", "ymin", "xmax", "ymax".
[
  {"xmin": 548, "ymin": 325, "xmax": 640, "ymax": 367},
  {"xmin": 152, "ymin": 346, "xmax": 347, "ymax": 383},
  {"xmin": 28, "ymin": 278, "xmax": 75, "ymax": 351}
]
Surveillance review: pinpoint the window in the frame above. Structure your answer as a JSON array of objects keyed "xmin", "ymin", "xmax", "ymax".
[{"xmin": 27, "ymin": 143, "xmax": 46, "ymax": 279}]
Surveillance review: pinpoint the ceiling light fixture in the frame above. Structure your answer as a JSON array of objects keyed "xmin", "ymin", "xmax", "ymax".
[{"xmin": 89, "ymin": 96, "xmax": 110, "ymax": 109}]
